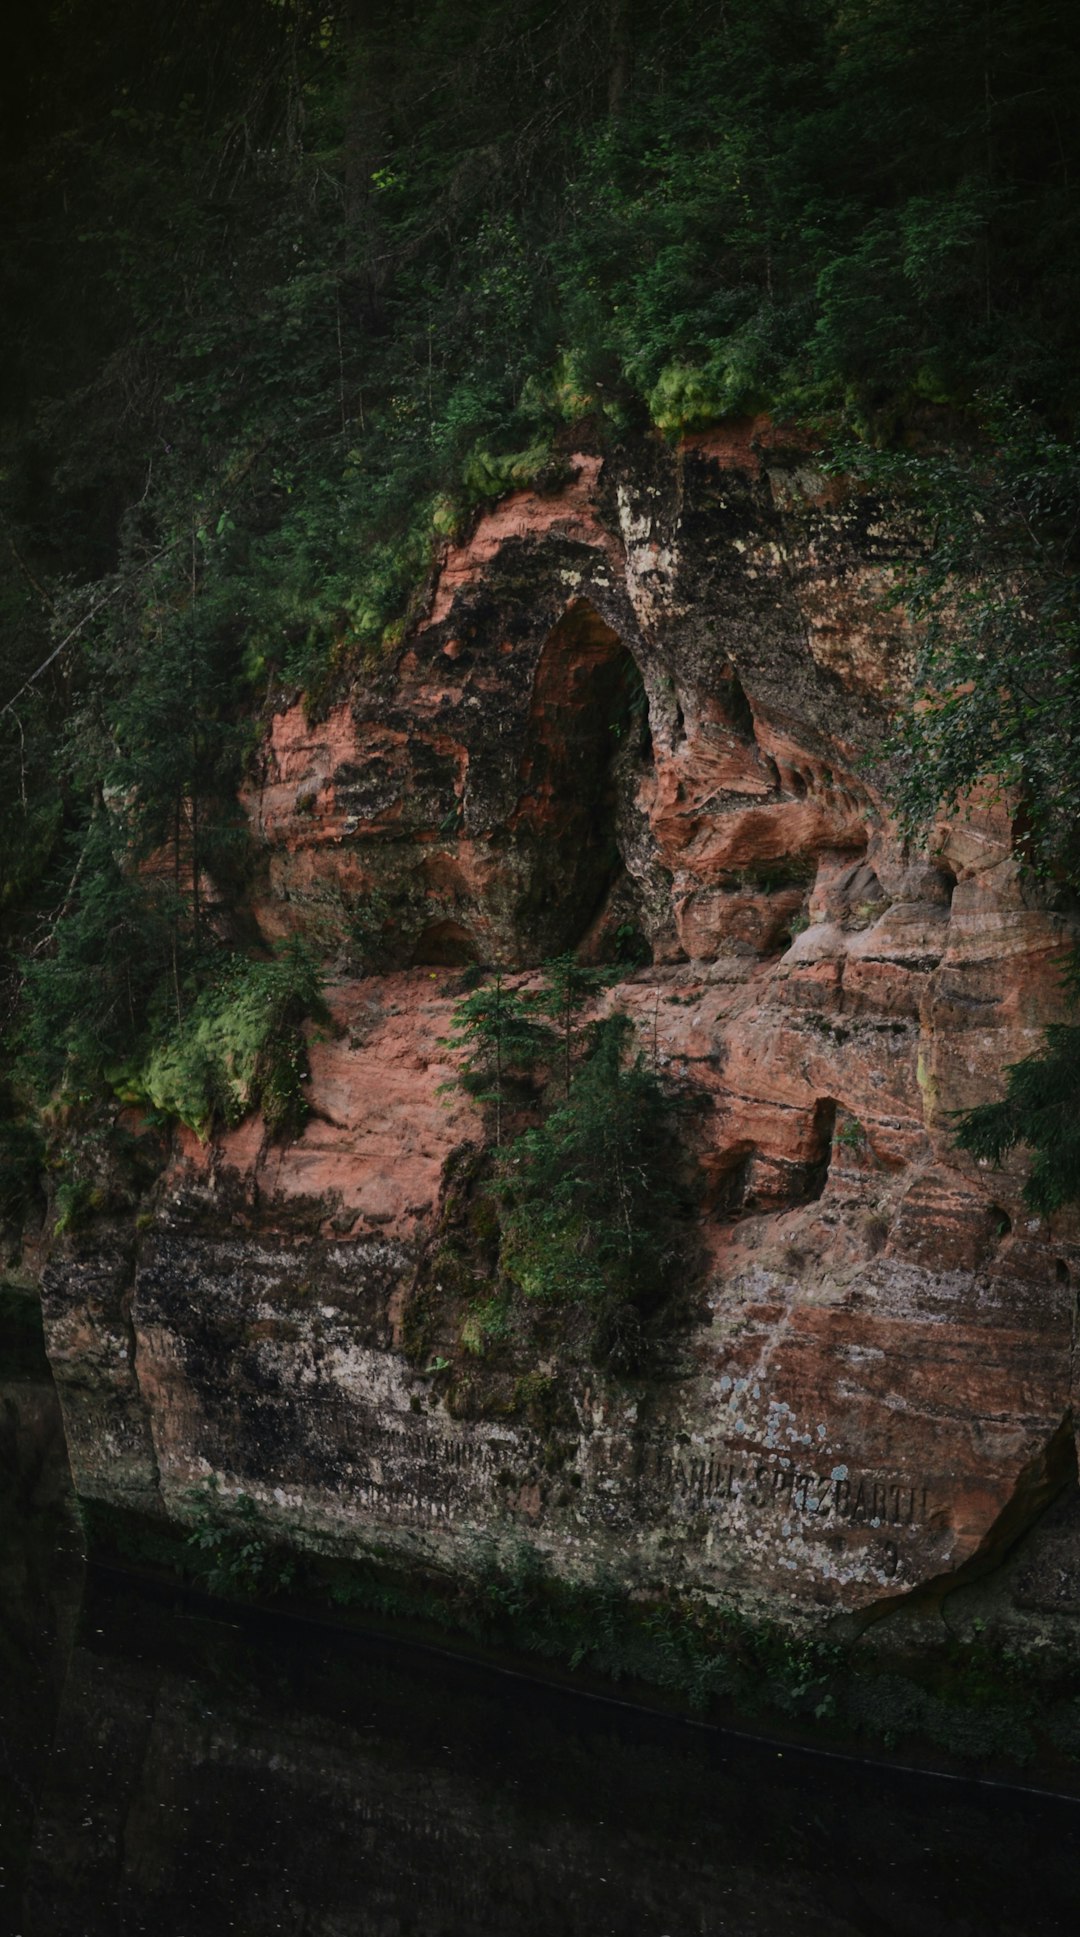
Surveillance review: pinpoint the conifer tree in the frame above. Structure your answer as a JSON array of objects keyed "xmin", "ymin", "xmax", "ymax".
[
  {"xmin": 498, "ymin": 1014, "xmax": 684, "ymax": 1361},
  {"xmin": 440, "ymin": 973, "xmax": 553, "ymax": 1146},
  {"xmin": 532, "ymin": 953, "xmax": 618, "ymax": 1095}
]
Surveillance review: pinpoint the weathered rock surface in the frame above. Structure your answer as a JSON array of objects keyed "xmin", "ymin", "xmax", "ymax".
[{"xmin": 40, "ymin": 425, "xmax": 1080, "ymax": 1646}]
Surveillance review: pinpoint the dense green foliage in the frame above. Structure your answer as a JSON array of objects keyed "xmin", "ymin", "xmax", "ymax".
[
  {"xmin": 438, "ymin": 967, "xmax": 693, "ymax": 1370},
  {"xmin": 2, "ymin": 1, "xmax": 1080, "ymax": 1214},
  {"xmin": 498, "ymin": 1013, "xmax": 684, "ymax": 1367},
  {"xmin": 22, "ymin": 832, "xmax": 323, "ymax": 1130},
  {"xmin": 867, "ymin": 417, "xmax": 1080, "ymax": 880}
]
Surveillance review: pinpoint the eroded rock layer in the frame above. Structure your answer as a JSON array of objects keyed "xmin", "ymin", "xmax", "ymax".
[{"xmin": 41, "ymin": 426, "xmax": 1080, "ymax": 1641}]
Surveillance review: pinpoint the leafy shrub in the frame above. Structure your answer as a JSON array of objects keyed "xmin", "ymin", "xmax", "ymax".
[{"xmin": 184, "ymin": 1481, "xmax": 296, "ymax": 1599}]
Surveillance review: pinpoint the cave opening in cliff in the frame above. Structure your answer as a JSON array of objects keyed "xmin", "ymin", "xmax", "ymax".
[
  {"xmin": 511, "ymin": 599, "xmax": 652, "ymax": 962},
  {"xmin": 804, "ymin": 1097, "xmax": 838, "ymax": 1201},
  {"xmin": 410, "ymin": 918, "xmax": 479, "ymax": 968}
]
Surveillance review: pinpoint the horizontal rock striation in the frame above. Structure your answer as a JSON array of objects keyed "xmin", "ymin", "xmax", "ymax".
[{"xmin": 41, "ymin": 424, "xmax": 1080, "ymax": 1644}]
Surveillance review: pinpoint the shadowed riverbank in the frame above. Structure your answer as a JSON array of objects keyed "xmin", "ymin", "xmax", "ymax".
[{"xmin": 4, "ymin": 1287, "xmax": 1080, "ymax": 1936}]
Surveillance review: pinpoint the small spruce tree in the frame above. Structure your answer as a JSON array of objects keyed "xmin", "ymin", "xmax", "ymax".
[
  {"xmin": 954, "ymin": 1011, "xmax": 1080, "ymax": 1215},
  {"xmin": 498, "ymin": 1014, "xmax": 684, "ymax": 1365},
  {"xmin": 532, "ymin": 952, "xmax": 618, "ymax": 1094},
  {"xmin": 440, "ymin": 972, "xmax": 554, "ymax": 1145}
]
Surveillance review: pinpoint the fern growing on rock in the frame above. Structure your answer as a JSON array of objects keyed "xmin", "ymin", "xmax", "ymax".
[{"xmin": 136, "ymin": 941, "xmax": 326, "ymax": 1141}]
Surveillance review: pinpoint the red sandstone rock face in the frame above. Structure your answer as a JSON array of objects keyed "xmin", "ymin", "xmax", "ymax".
[
  {"xmin": 41, "ymin": 429, "xmax": 1080, "ymax": 1638},
  {"xmin": 172, "ymin": 974, "xmax": 480, "ymax": 1238},
  {"xmin": 425, "ymin": 452, "xmax": 618, "ymax": 626}
]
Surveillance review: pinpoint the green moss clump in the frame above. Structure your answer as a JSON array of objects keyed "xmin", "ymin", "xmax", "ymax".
[
  {"xmin": 647, "ymin": 361, "xmax": 731, "ymax": 435},
  {"xmin": 137, "ymin": 943, "xmax": 325, "ymax": 1141},
  {"xmin": 647, "ymin": 342, "xmax": 773, "ymax": 436},
  {"xmin": 460, "ymin": 439, "xmax": 555, "ymax": 500}
]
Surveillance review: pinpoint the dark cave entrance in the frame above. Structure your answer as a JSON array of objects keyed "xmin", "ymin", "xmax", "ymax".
[
  {"xmin": 410, "ymin": 919, "xmax": 479, "ymax": 968},
  {"xmin": 511, "ymin": 600, "xmax": 650, "ymax": 961}
]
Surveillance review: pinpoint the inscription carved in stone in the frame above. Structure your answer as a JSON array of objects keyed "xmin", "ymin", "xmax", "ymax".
[{"xmin": 648, "ymin": 1443, "xmax": 931, "ymax": 1528}]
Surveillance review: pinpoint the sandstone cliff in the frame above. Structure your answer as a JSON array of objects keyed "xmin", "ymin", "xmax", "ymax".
[{"xmin": 40, "ymin": 425, "xmax": 1080, "ymax": 1656}]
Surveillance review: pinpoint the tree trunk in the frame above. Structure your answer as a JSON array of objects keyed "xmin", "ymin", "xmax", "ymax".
[{"xmin": 608, "ymin": 0, "xmax": 631, "ymax": 119}]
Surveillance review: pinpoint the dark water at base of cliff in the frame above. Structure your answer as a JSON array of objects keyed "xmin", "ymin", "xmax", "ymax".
[{"xmin": 3, "ymin": 1299, "xmax": 1080, "ymax": 1937}]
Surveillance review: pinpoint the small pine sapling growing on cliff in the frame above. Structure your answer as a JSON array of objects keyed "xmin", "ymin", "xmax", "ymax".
[
  {"xmin": 497, "ymin": 1013, "xmax": 686, "ymax": 1368},
  {"xmin": 439, "ymin": 972, "xmax": 554, "ymax": 1145},
  {"xmin": 533, "ymin": 952, "xmax": 618, "ymax": 1093},
  {"xmin": 436, "ymin": 978, "xmax": 698, "ymax": 1369}
]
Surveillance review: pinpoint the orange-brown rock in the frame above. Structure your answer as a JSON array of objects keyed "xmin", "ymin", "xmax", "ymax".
[{"xmin": 41, "ymin": 428, "xmax": 1080, "ymax": 1650}]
